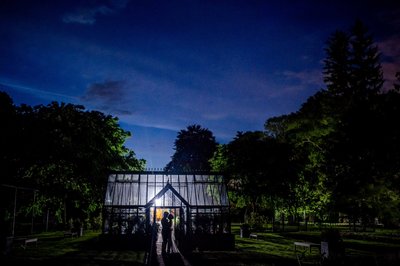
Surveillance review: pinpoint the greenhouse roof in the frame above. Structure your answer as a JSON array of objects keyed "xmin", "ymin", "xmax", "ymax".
[{"xmin": 104, "ymin": 171, "xmax": 229, "ymax": 208}]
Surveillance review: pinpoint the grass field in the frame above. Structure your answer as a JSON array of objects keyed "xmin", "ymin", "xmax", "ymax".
[
  {"xmin": 2, "ymin": 225, "xmax": 400, "ymax": 265},
  {"xmin": 188, "ymin": 224, "xmax": 400, "ymax": 265},
  {"xmin": 1, "ymin": 231, "xmax": 146, "ymax": 265}
]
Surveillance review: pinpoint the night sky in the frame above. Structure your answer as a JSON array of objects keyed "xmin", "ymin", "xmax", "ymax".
[{"xmin": 1, "ymin": 0, "xmax": 399, "ymax": 168}]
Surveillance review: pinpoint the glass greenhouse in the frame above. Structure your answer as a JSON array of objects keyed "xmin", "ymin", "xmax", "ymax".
[{"xmin": 102, "ymin": 171, "xmax": 233, "ymax": 251}]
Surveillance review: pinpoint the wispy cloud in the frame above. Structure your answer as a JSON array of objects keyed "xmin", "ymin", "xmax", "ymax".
[
  {"xmin": 83, "ymin": 80, "xmax": 126, "ymax": 101},
  {"xmin": 81, "ymin": 80, "xmax": 133, "ymax": 115},
  {"xmin": 0, "ymin": 79, "xmax": 78, "ymax": 102},
  {"xmin": 62, "ymin": 0, "xmax": 130, "ymax": 25}
]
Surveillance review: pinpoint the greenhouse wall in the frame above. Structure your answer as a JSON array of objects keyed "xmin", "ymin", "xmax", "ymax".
[{"xmin": 102, "ymin": 171, "xmax": 233, "ymax": 251}]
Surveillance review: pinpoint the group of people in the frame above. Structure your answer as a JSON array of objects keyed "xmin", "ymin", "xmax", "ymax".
[{"xmin": 161, "ymin": 211, "xmax": 174, "ymax": 254}]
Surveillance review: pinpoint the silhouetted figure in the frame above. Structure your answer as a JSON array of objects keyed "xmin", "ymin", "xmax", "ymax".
[
  {"xmin": 167, "ymin": 213, "xmax": 174, "ymax": 253},
  {"xmin": 161, "ymin": 211, "xmax": 169, "ymax": 254}
]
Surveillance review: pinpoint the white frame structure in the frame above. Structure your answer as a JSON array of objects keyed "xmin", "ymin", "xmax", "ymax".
[{"xmin": 102, "ymin": 171, "xmax": 233, "ymax": 250}]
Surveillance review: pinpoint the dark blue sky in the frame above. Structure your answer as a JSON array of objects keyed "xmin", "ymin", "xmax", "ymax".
[{"xmin": 1, "ymin": 0, "xmax": 399, "ymax": 168}]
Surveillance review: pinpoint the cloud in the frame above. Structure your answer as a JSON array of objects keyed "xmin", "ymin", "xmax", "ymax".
[
  {"xmin": 378, "ymin": 35, "xmax": 400, "ymax": 89},
  {"xmin": 84, "ymin": 80, "xmax": 125, "ymax": 101},
  {"xmin": 378, "ymin": 35, "xmax": 400, "ymax": 58},
  {"xmin": 382, "ymin": 62, "xmax": 400, "ymax": 90},
  {"xmin": 62, "ymin": 0, "xmax": 130, "ymax": 25},
  {"xmin": 0, "ymin": 79, "xmax": 78, "ymax": 102},
  {"xmin": 81, "ymin": 80, "xmax": 133, "ymax": 115}
]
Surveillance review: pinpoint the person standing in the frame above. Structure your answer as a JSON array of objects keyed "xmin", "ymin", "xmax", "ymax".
[
  {"xmin": 167, "ymin": 213, "xmax": 174, "ymax": 253},
  {"xmin": 161, "ymin": 211, "xmax": 169, "ymax": 254}
]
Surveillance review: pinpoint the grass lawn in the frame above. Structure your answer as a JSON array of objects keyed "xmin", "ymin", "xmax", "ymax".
[
  {"xmin": 1, "ymin": 231, "xmax": 146, "ymax": 265},
  {"xmin": 2, "ymin": 225, "xmax": 400, "ymax": 266},
  {"xmin": 187, "ymin": 224, "xmax": 400, "ymax": 266}
]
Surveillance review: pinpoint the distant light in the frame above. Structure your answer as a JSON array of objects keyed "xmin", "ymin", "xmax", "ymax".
[{"xmin": 155, "ymin": 198, "xmax": 162, "ymax": 206}]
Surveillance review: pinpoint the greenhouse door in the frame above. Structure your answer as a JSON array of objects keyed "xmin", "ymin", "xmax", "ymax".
[{"xmin": 145, "ymin": 183, "xmax": 190, "ymax": 247}]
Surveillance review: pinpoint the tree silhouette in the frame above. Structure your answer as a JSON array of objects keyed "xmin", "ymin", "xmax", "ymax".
[
  {"xmin": 0, "ymin": 92, "xmax": 144, "ymax": 229},
  {"xmin": 166, "ymin": 124, "xmax": 217, "ymax": 172}
]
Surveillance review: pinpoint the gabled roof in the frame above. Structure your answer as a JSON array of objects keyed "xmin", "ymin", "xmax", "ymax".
[
  {"xmin": 105, "ymin": 172, "xmax": 229, "ymax": 207},
  {"xmin": 145, "ymin": 183, "xmax": 190, "ymax": 208}
]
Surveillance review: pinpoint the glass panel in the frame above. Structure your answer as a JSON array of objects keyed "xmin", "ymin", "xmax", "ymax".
[
  {"xmin": 220, "ymin": 184, "xmax": 228, "ymax": 205},
  {"xmin": 171, "ymin": 175, "xmax": 179, "ymax": 182},
  {"xmin": 156, "ymin": 174, "xmax": 164, "ymax": 183},
  {"xmin": 187, "ymin": 174, "xmax": 195, "ymax": 183},
  {"xmin": 108, "ymin": 174, "xmax": 116, "ymax": 182},
  {"xmin": 196, "ymin": 183, "xmax": 204, "ymax": 205},
  {"xmin": 131, "ymin": 183, "xmax": 139, "ymax": 205},
  {"xmin": 113, "ymin": 184, "xmax": 121, "ymax": 205},
  {"xmin": 117, "ymin": 174, "xmax": 124, "ymax": 181},
  {"xmin": 155, "ymin": 184, "xmax": 163, "ymax": 196},
  {"xmin": 188, "ymin": 183, "xmax": 196, "ymax": 205},
  {"xmin": 122, "ymin": 183, "xmax": 130, "ymax": 205},
  {"xmin": 140, "ymin": 174, "xmax": 147, "ymax": 184},
  {"xmin": 148, "ymin": 174, "xmax": 155, "ymax": 182},
  {"xmin": 105, "ymin": 172, "xmax": 229, "ymax": 208},
  {"xmin": 148, "ymin": 184, "xmax": 155, "ymax": 201},
  {"xmin": 179, "ymin": 174, "xmax": 186, "ymax": 183},
  {"xmin": 178, "ymin": 184, "xmax": 187, "ymax": 203},
  {"xmin": 209, "ymin": 184, "xmax": 221, "ymax": 205},
  {"xmin": 195, "ymin": 175, "xmax": 204, "ymax": 182},
  {"xmin": 105, "ymin": 183, "xmax": 113, "ymax": 205},
  {"xmin": 139, "ymin": 183, "xmax": 147, "ymax": 205},
  {"xmin": 203, "ymin": 183, "xmax": 211, "ymax": 205}
]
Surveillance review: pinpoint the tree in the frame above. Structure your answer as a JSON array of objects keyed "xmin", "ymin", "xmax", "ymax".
[
  {"xmin": 323, "ymin": 30, "xmax": 351, "ymax": 97},
  {"xmin": 348, "ymin": 20, "xmax": 383, "ymax": 97},
  {"xmin": 222, "ymin": 131, "xmax": 294, "ymax": 226},
  {"xmin": 23, "ymin": 102, "xmax": 145, "ymax": 226},
  {"xmin": 323, "ymin": 20, "xmax": 383, "ymax": 112},
  {"xmin": 0, "ymin": 93, "xmax": 145, "ymax": 230},
  {"xmin": 265, "ymin": 105, "xmax": 333, "ymax": 225},
  {"xmin": 166, "ymin": 124, "xmax": 217, "ymax": 172},
  {"xmin": 263, "ymin": 20, "xmax": 391, "ymax": 228},
  {"xmin": 209, "ymin": 144, "xmax": 228, "ymax": 173},
  {"xmin": 0, "ymin": 92, "xmax": 18, "ymax": 185},
  {"xmin": 320, "ymin": 20, "xmax": 385, "ymax": 227}
]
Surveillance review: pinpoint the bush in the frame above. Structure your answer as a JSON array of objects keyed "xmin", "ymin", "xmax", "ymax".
[{"xmin": 247, "ymin": 212, "xmax": 267, "ymax": 231}]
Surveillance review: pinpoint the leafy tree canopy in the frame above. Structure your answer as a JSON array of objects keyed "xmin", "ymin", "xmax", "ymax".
[
  {"xmin": 0, "ymin": 93, "xmax": 145, "ymax": 226},
  {"xmin": 166, "ymin": 124, "xmax": 217, "ymax": 172}
]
